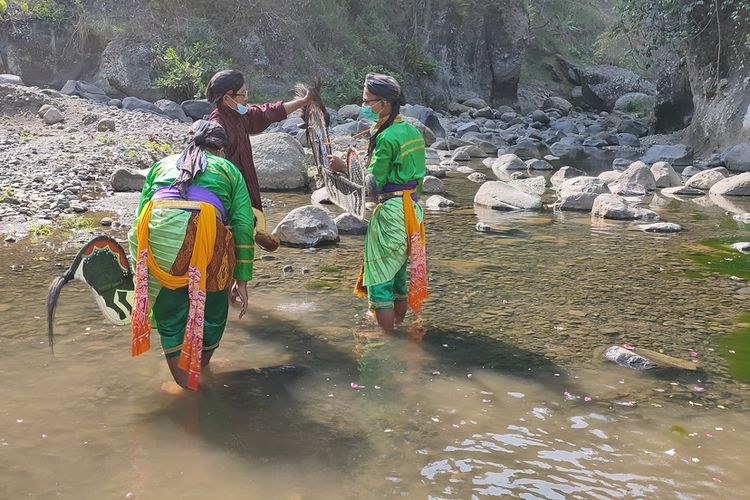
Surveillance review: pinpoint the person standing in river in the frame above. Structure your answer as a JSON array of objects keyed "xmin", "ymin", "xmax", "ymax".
[
  {"xmin": 206, "ymin": 69, "xmax": 311, "ymax": 251},
  {"xmin": 328, "ymin": 73, "xmax": 428, "ymax": 332}
]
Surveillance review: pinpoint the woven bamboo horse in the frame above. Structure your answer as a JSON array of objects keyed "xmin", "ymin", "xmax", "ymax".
[{"xmin": 297, "ymin": 79, "xmax": 374, "ymax": 220}]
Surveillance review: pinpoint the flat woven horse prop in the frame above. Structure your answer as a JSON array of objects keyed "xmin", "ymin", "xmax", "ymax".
[{"xmin": 297, "ymin": 79, "xmax": 375, "ymax": 220}]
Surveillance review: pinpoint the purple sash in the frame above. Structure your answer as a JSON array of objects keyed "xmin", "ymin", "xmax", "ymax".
[
  {"xmin": 152, "ymin": 185, "xmax": 226, "ymax": 221},
  {"xmin": 382, "ymin": 180, "xmax": 419, "ymax": 201}
]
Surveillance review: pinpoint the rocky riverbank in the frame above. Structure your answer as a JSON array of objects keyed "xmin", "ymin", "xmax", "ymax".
[{"xmin": 2, "ymin": 77, "xmax": 750, "ymax": 246}]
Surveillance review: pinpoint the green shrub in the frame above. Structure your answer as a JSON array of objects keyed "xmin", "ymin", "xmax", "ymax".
[{"xmin": 154, "ymin": 39, "xmax": 233, "ymax": 102}]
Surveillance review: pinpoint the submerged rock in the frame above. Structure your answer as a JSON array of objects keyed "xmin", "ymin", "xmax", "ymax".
[
  {"xmin": 604, "ymin": 346, "xmax": 656, "ymax": 370},
  {"xmin": 637, "ymin": 222, "xmax": 683, "ymax": 233}
]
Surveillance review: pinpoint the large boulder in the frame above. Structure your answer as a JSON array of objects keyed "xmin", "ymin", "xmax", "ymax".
[
  {"xmin": 422, "ymin": 176, "xmax": 445, "ymax": 194},
  {"xmin": 641, "ymin": 144, "xmax": 693, "ymax": 168},
  {"xmin": 402, "ymin": 104, "xmax": 445, "ymax": 138},
  {"xmin": 591, "ymin": 193, "xmax": 660, "ymax": 220},
  {"xmin": 550, "ymin": 166, "xmax": 586, "ymax": 188},
  {"xmin": 60, "ymin": 80, "xmax": 110, "ymax": 103},
  {"xmin": 724, "ymin": 143, "xmax": 750, "ymax": 172},
  {"xmin": 337, "ymin": 104, "xmax": 361, "ymax": 121},
  {"xmin": 122, "ymin": 97, "xmax": 164, "ymax": 115},
  {"xmin": 252, "ymin": 133, "xmax": 308, "ymax": 190},
  {"xmin": 272, "ymin": 205, "xmax": 339, "ymax": 247},
  {"xmin": 0, "ymin": 74, "xmax": 24, "ymax": 85},
  {"xmin": 685, "ymin": 167, "xmax": 729, "ymax": 191},
  {"xmin": 650, "ymin": 161, "xmax": 683, "ymax": 188},
  {"xmin": 181, "ymin": 100, "xmax": 212, "ymax": 121},
  {"xmin": 543, "ymin": 96, "xmax": 573, "ymax": 115},
  {"xmin": 334, "ymin": 213, "xmax": 368, "ymax": 235},
  {"xmin": 154, "ymin": 99, "xmax": 190, "ymax": 122},
  {"xmin": 555, "ymin": 176, "xmax": 610, "ymax": 211},
  {"xmin": 509, "ymin": 176, "xmax": 546, "ymax": 196},
  {"xmin": 708, "ymin": 173, "xmax": 750, "ymax": 196},
  {"xmin": 474, "ymin": 181, "xmax": 542, "ymax": 210},
  {"xmin": 608, "ymin": 161, "xmax": 657, "ymax": 195},
  {"xmin": 99, "ymin": 36, "xmax": 160, "ymax": 101},
  {"xmin": 579, "ymin": 65, "xmax": 656, "ymax": 111}
]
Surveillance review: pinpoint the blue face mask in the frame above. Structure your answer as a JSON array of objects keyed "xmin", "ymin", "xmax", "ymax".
[
  {"xmin": 236, "ymin": 103, "xmax": 249, "ymax": 115},
  {"xmin": 361, "ymin": 105, "xmax": 379, "ymax": 121}
]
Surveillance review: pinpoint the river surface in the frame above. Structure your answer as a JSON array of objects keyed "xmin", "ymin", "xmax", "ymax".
[{"xmin": 2, "ymin": 160, "xmax": 750, "ymax": 499}]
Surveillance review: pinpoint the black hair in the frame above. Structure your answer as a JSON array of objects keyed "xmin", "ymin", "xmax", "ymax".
[
  {"xmin": 205, "ymin": 69, "xmax": 245, "ymax": 106},
  {"xmin": 172, "ymin": 120, "xmax": 229, "ymax": 196}
]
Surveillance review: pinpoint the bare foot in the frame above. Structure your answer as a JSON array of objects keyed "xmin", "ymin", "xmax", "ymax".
[{"xmin": 161, "ymin": 380, "xmax": 186, "ymax": 395}]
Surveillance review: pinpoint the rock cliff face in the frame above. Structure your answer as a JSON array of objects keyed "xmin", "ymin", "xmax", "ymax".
[
  {"xmin": 0, "ymin": 0, "xmax": 529, "ymax": 109},
  {"xmin": 0, "ymin": 19, "xmax": 105, "ymax": 88},
  {"xmin": 415, "ymin": 0, "xmax": 529, "ymax": 107},
  {"xmin": 681, "ymin": 14, "xmax": 750, "ymax": 154}
]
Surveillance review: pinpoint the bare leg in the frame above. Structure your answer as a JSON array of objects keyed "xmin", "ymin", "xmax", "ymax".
[
  {"xmin": 394, "ymin": 300, "xmax": 407, "ymax": 325},
  {"xmin": 373, "ymin": 307, "xmax": 396, "ymax": 333},
  {"xmin": 201, "ymin": 349, "xmax": 214, "ymax": 367},
  {"xmin": 165, "ymin": 356, "xmax": 191, "ymax": 389}
]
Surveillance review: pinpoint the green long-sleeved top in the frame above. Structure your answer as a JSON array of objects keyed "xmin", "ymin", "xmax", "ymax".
[
  {"xmin": 368, "ymin": 118, "xmax": 426, "ymax": 191},
  {"xmin": 134, "ymin": 153, "xmax": 255, "ymax": 281}
]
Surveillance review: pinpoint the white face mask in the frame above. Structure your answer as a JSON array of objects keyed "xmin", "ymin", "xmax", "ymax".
[{"xmin": 226, "ymin": 95, "xmax": 248, "ymax": 115}]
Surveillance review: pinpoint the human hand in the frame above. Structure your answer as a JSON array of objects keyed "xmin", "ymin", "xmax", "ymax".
[
  {"xmin": 231, "ymin": 280, "xmax": 249, "ymax": 319},
  {"xmin": 327, "ymin": 154, "xmax": 347, "ymax": 173}
]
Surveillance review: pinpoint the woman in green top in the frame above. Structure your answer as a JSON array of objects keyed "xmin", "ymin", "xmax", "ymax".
[
  {"xmin": 330, "ymin": 73, "xmax": 428, "ymax": 332},
  {"xmin": 128, "ymin": 120, "xmax": 254, "ymax": 390}
]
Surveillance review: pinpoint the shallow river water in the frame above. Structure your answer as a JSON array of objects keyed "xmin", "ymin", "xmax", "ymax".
[{"xmin": 2, "ymin": 160, "xmax": 750, "ymax": 499}]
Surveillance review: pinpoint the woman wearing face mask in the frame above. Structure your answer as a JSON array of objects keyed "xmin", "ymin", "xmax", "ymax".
[
  {"xmin": 328, "ymin": 73, "xmax": 428, "ymax": 332},
  {"xmin": 206, "ymin": 69, "xmax": 311, "ymax": 250}
]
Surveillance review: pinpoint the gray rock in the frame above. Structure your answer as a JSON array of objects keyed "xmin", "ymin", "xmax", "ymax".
[
  {"xmin": 108, "ymin": 99, "xmax": 122, "ymax": 108},
  {"xmin": 97, "ymin": 119, "xmax": 116, "ymax": 132},
  {"xmin": 272, "ymin": 205, "xmax": 339, "ymax": 247},
  {"xmin": 616, "ymin": 117, "xmax": 649, "ymax": 137},
  {"xmin": 637, "ymin": 222, "xmax": 683, "ymax": 233},
  {"xmin": 708, "ymin": 172, "xmax": 750, "ymax": 196},
  {"xmin": 681, "ymin": 165, "xmax": 703, "ymax": 178},
  {"xmin": 457, "ymin": 166, "xmax": 475, "ymax": 174},
  {"xmin": 549, "ymin": 137, "xmax": 584, "ymax": 160},
  {"xmin": 543, "ymin": 97, "xmax": 573, "ymax": 115},
  {"xmin": 252, "ymin": 133, "xmax": 307, "ymax": 190},
  {"xmin": 651, "ymin": 161, "xmax": 682, "ymax": 188},
  {"xmin": 337, "ymin": 104, "xmax": 361, "ymax": 120},
  {"xmin": 612, "ymin": 157, "xmax": 633, "ymax": 171},
  {"xmin": 474, "ymin": 181, "xmax": 542, "ymax": 210},
  {"xmin": 510, "ymin": 176, "xmax": 546, "ymax": 196},
  {"xmin": 431, "ymin": 136, "xmax": 471, "ymax": 150},
  {"xmin": 330, "ymin": 120, "xmax": 371, "ymax": 136},
  {"xmin": 100, "ymin": 37, "xmax": 160, "ymax": 101},
  {"xmin": 100, "ymin": 217, "xmax": 113, "ymax": 226},
  {"xmin": 155, "ymin": 99, "xmax": 190, "ymax": 122},
  {"xmin": 181, "ymin": 100, "xmax": 212, "ymax": 120},
  {"xmin": 60, "ymin": 80, "xmax": 110, "ymax": 103},
  {"xmin": 37, "ymin": 104, "xmax": 53, "ymax": 117},
  {"xmin": 401, "ymin": 104, "xmax": 445, "ymax": 137},
  {"xmin": 451, "ymin": 149, "xmax": 471, "ymax": 161},
  {"xmin": 724, "ymin": 143, "xmax": 750, "ymax": 172},
  {"xmin": 468, "ymin": 172, "xmax": 488, "ymax": 183},
  {"xmin": 110, "ymin": 168, "xmax": 147, "ymax": 192},
  {"xmin": 456, "ymin": 121, "xmax": 481, "ymax": 134},
  {"xmin": 422, "ymin": 176, "xmax": 445, "ymax": 194},
  {"xmin": 492, "ymin": 153, "xmax": 526, "ymax": 172},
  {"xmin": 81, "ymin": 113, "xmax": 100, "ymax": 125},
  {"xmin": 311, "ymin": 187, "xmax": 332, "ymax": 205},
  {"xmin": 508, "ymin": 139, "xmax": 541, "ymax": 160},
  {"xmin": 591, "ymin": 193, "xmax": 660, "ymax": 220},
  {"xmin": 685, "ymin": 167, "xmax": 729, "ymax": 190},
  {"xmin": 122, "ymin": 96, "xmax": 164, "ymax": 115},
  {"xmin": 555, "ymin": 176, "xmax": 610, "ymax": 211},
  {"xmin": 425, "ymin": 195, "xmax": 458, "ymax": 209},
  {"xmin": 43, "ymin": 107, "xmax": 65, "ymax": 125},
  {"xmin": 525, "ymin": 158, "xmax": 554, "ymax": 170},
  {"xmin": 463, "ymin": 97, "xmax": 489, "ymax": 109},
  {"xmin": 0, "ymin": 74, "xmax": 24, "ymax": 85},
  {"xmin": 550, "ymin": 166, "xmax": 586, "ymax": 188},
  {"xmin": 641, "ymin": 144, "xmax": 693, "ymax": 167},
  {"xmin": 598, "ymin": 170, "xmax": 622, "ymax": 184},
  {"xmin": 616, "ymin": 133, "xmax": 640, "ymax": 147},
  {"xmin": 579, "ymin": 65, "xmax": 656, "ymax": 111},
  {"xmin": 334, "ymin": 213, "xmax": 368, "ymax": 235},
  {"xmin": 661, "ymin": 186, "xmax": 705, "ymax": 196},
  {"xmin": 608, "ymin": 161, "xmax": 657, "ymax": 195}
]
